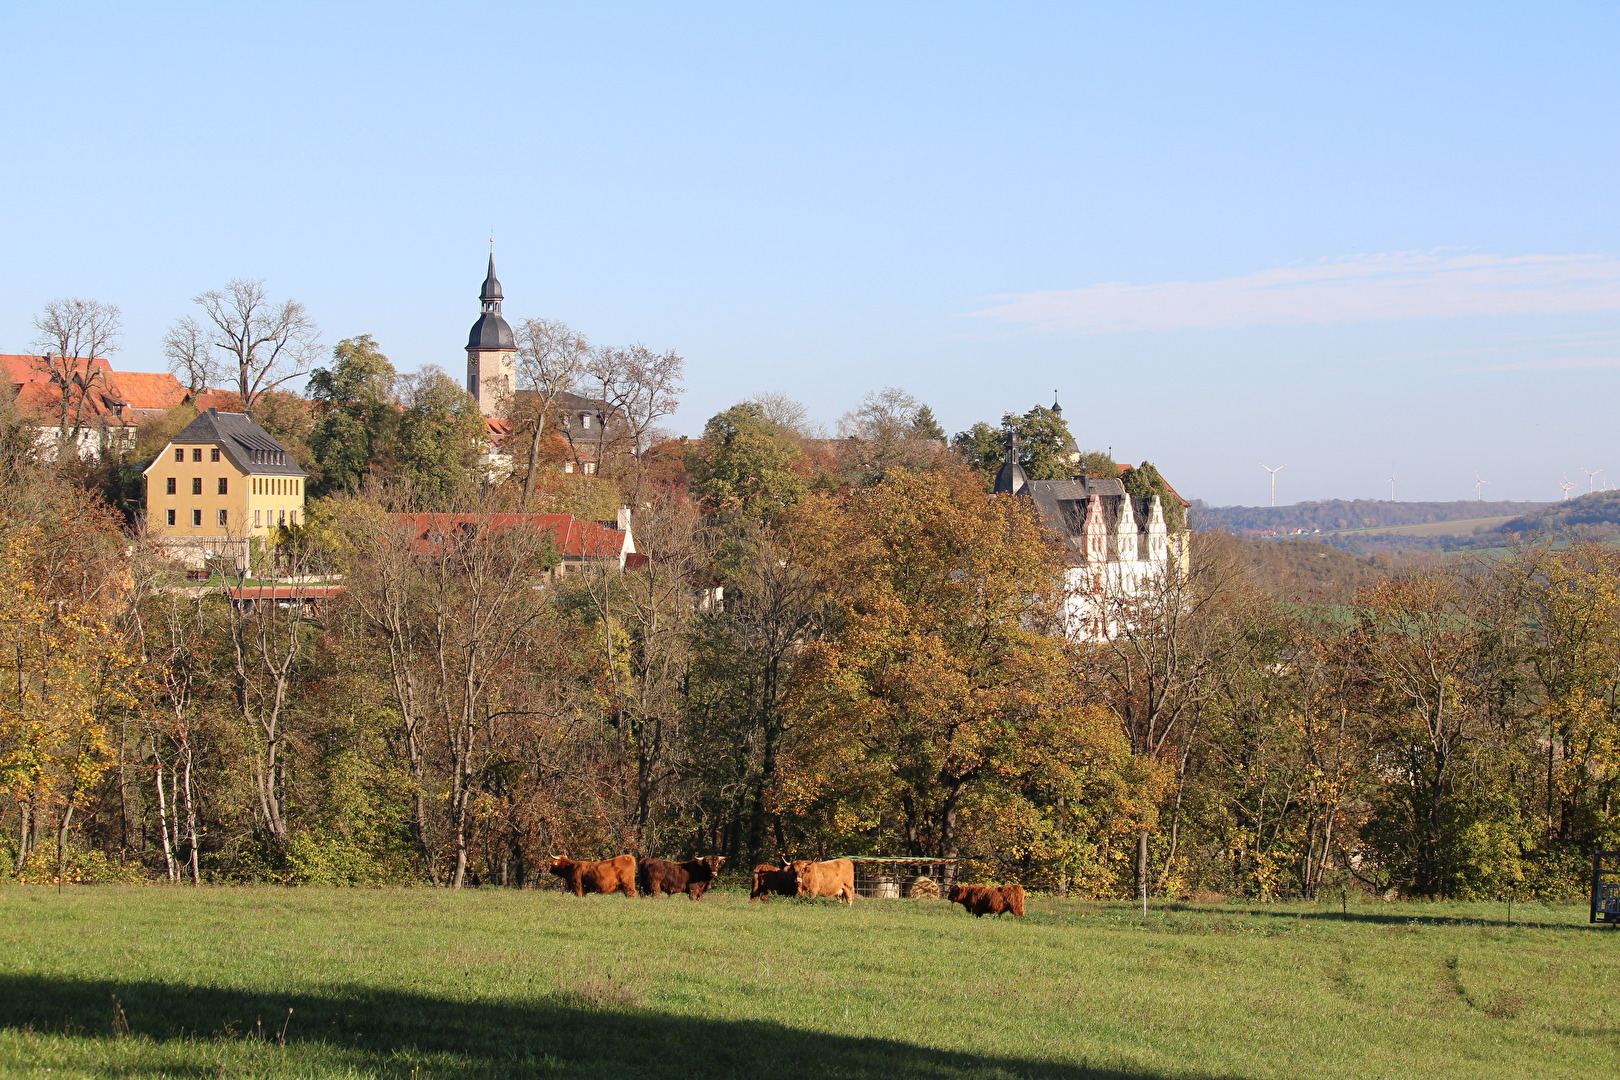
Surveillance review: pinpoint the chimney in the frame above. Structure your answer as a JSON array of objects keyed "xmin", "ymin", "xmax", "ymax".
[{"xmin": 616, "ymin": 507, "xmax": 632, "ymax": 533}]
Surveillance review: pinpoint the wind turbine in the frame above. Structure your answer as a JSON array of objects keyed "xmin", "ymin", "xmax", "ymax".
[
  {"xmin": 1387, "ymin": 467, "xmax": 1397, "ymax": 502},
  {"xmin": 1583, "ymin": 467, "xmax": 1603, "ymax": 494},
  {"xmin": 1259, "ymin": 462, "xmax": 1287, "ymax": 507},
  {"xmin": 1560, "ymin": 474, "xmax": 1578, "ymax": 501},
  {"xmin": 1473, "ymin": 471, "xmax": 1492, "ymax": 501}
]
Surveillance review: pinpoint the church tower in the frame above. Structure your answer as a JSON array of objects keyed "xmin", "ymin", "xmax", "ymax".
[{"xmin": 466, "ymin": 253, "xmax": 516, "ymax": 417}]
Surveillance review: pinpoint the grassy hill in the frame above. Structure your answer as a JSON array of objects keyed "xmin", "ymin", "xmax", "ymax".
[
  {"xmin": 1496, "ymin": 489, "xmax": 1620, "ymax": 535},
  {"xmin": 1333, "ymin": 516, "xmax": 1520, "ymax": 537},
  {"xmin": 1229, "ymin": 534, "xmax": 1388, "ymax": 603},
  {"xmin": 3, "ymin": 886, "xmax": 1613, "ymax": 1079},
  {"xmin": 1195, "ymin": 500, "xmax": 1548, "ymax": 535}
]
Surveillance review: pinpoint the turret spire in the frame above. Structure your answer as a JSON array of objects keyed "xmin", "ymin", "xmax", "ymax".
[{"xmin": 480, "ymin": 253, "xmax": 504, "ymax": 310}]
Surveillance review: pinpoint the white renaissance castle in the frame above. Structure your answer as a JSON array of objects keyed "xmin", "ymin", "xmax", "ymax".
[{"xmin": 993, "ymin": 430, "xmax": 1189, "ymax": 642}]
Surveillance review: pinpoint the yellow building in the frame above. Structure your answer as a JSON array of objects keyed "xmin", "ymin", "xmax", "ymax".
[{"xmin": 143, "ymin": 407, "xmax": 307, "ymax": 571}]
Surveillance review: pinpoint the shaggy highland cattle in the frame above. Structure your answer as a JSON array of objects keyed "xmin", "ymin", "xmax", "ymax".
[
  {"xmin": 791, "ymin": 858, "xmax": 856, "ymax": 905},
  {"xmin": 641, "ymin": 855, "xmax": 726, "ymax": 899},
  {"xmin": 947, "ymin": 883, "xmax": 1025, "ymax": 917},
  {"xmin": 548, "ymin": 854, "xmax": 638, "ymax": 897},
  {"xmin": 749, "ymin": 863, "xmax": 799, "ymax": 901}
]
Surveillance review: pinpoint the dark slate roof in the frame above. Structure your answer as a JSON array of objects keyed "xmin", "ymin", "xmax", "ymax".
[
  {"xmin": 167, "ymin": 408, "xmax": 307, "ymax": 476},
  {"xmin": 480, "ymin": 253, "xmax": 503, "ymax": 301},
  {"xmin": 1025, "ymin": 476, "xmax": 1141, "ymax": 544},
  {"xmin": 993, "ymin": 457, "xmax": 1028, "ymax": 495},
  {"xmin": 467, "ymin": 311, "xmax": 515, "ymax": 350}
]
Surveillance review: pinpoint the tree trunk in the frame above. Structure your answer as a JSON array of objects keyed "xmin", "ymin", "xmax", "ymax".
[
  {"xmin": 154, "ymin": 758, "xmax": 178, "ymax": 883},
  {"xmin": 522, "ymin": 417, "xmax": 545, "ymax": 508},
  {"xmin": 1136, "ymin": 831, "xmax": 1150, "ymax": 906},
  {"xmin": 182, "ymin": 742, "xmax": 200, "ymax": 885}
]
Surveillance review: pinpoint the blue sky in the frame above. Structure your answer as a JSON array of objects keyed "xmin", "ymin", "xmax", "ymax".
[{"xmin": 3, "ymin": 2, "xmax": 1616, "ymax": 505}]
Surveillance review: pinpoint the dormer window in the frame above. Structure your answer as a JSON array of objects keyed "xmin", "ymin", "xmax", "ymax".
[{"xmin": 580, "ymin": 413, "xmax": 592, "ymax": 430}]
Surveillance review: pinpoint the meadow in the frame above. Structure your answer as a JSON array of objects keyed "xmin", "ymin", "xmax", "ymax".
[
  {"xmin": 0, "ymin": 886, "xmax": 1612, "ymax": 1079},
  {"xmin": 1323, "ymin": 516, "xmax": 1519, "ymax": 538}
]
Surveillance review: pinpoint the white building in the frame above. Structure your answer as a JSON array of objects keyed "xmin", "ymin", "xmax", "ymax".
[{"xmin": 993, "ymin": 433, "xmax": 1189, "ymax": 642}]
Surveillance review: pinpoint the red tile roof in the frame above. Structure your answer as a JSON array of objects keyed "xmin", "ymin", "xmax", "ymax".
[
  {"xmin": 109, "ymin": 371, "xmax": 188, "ymax": 412},
  {"xmin": 391, "ymin": 512, "xmax": 630, "ymax": 560},
  {"xmin": 1, "ymin": 354, "xmax": 186, "ymax": 421}
]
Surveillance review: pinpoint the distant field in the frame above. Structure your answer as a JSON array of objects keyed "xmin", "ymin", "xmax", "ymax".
[
  {"xmin": 2, "ymin": 886, "xmax": 1613, "ymax": 1079},
  {"xmin": 1326, "ymin": 515, "xmax": 1517, "ymax": 538}
]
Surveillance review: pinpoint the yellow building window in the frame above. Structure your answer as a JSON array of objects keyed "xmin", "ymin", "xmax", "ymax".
[
  {"xmin": 173, "ymin": 448, "xmax": 183, "ymax": 462},
  {"xmin": 191, "ymin": 509, "xmax": 202, "ymax": 527},
  {"xmin": 218, "ymin": 477, "xmax": 228, "ymax": 495},
  {"xmin": 166, "ymin": 477, "xmax": 176, "ymax": 495},
  {"xmin": 191, "ymin": 448, "xmax": 202, "ymax": 462},
  {"xmin": 254, "ymin": 509, "xmax": 261, "ymax": 527},
  {"xmin": 166, "ymin": 509, "xmax": 175, "ymax": 526},
  {"xmin": 210, "ymin": 448, "xmax": 220, "ymax": 462},
  {"xmin": 192, "ymin": 477, "xmax": 202, "ymax": 495},
  {"xmin": 217, "ymin": 509, "xmax": 227, "ymax": 528}
]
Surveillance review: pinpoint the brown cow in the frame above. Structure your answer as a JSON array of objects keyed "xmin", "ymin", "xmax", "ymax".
[
  {"xmin": 750, "ymin": 863, "xmax": 798, "ymax": 901},
  {"xmin": 947, "ymin": 882, "xmax": 1025, "ymax": 917},
  {"xmin": 548, "ymin": 854, "xmax": 638, "ymax": 897},
  {"xmin": 641, "ymin": 855, "xmax": 726, "ymax": 899},
  {"xmin": 791, "ymin": 858, "xmax": 856, "ymax": 905}
]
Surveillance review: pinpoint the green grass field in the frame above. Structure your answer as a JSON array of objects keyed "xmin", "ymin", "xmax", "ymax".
[
  {"xmin": 1, "ymin": 886, "xmax": 1613, "ymax": 1079},
  {"xmin": 1325, "ymin": 516, "xmax": 1518, "ymax": 538}
]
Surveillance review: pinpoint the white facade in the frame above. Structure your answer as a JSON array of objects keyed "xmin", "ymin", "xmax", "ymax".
[
  {"xmin": 998, "ymin": 461, "xmax": 1189, "ymax": 642},
  {"xmin": 1051, "ymin": 489, "xmax": 1186, "ymax": 642}
]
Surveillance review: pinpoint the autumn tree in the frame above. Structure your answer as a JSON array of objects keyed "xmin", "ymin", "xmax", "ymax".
[
  {"xmin": 687, "ymin": 402, "xmax": 808, "ymax": 520},
  {"xmin": 338, "ymin": 489, "xmax": 563, "ymax": 886},
  {"xmin": 1486, "ymin": 542, "xmax": 1620, "ymax": 887},
  {"xmin": 1069, "ymin": 530, "xmax": 1270, "ymax": 900},
  {"xmin": 954, "ymin": 404, "xmax": 1095, "ymax": 483},
  {"xmin": 774, "ymin": 466, "xmax": 1146, "ymax": 876},
  {"xmin": 578, "ymin": 343, "xmax": 684, "ymax": 496},
  {"xmin": 512, "ymin": 318, "xmax": 589, "ymax": 507},
  {"xmin": 393, "ymin": 367, "xmax": 487, "ymax": 496},
  {"xmin": 560, "ymin": 495, "xmax": 711, "ymax": 854},
  {"xmin": 308, "ymin": 335, "xmax": 399, "ymax": 495},
  {"xmin": 0, "ymin": 471, "xmax": 133, "ymax": 879},
  {"xmin": 836, "ymin": 387, "xmax": 949, "ymax": 480},
  {"xmin": 1348, "ymin": 569, "xmax": 1524, "ymax": 897},
  {"xmin": 217, "ymin": 558, "xmax": 324, "ymax": 849}
]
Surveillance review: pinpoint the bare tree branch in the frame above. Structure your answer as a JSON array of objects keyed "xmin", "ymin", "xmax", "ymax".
[
  {"xmin": 513, "ymin": 317, "xmax": 588, "ymax": 507},
  {"xmin": 179, "ymin": 279, "xmax": 321, "ymax": 413},
  {"xmin": 30, "ymin": 297, "xmax": 122, "ymax": 446}
]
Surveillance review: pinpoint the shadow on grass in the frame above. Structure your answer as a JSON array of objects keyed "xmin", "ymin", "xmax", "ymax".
[
  {"xmin": 0, "ymin": 973, "xmax": 1231, "ymax": 1080},
  {"xmin": 1152, "ymin": 903, "xmax": 1603, "ymax": 933}
]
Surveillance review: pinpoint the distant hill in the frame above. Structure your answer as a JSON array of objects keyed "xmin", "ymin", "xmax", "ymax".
[
  {"xmin": 1226, "ymin": 534, "xmax": 1389, "ymax": 603},
  {"xmin": 1495, "ymin": 490, "xmax": 1620, "ymax": 535},
  {"xmin": 1193, "ymin": 499, "xmax": 1549, "ymax": 535}
]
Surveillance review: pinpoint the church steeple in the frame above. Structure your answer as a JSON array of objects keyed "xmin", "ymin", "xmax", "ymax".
[
  {"xmin": 480, "ymin": 254, "xmax": 504, "ymax": 308},
  {"xmin": 993, "ymin": 430, "xmax": 1028, "ymax": 495},
  {"xmin": 466, "ymin": 250, "xmax": 516, "ymax": 417}
]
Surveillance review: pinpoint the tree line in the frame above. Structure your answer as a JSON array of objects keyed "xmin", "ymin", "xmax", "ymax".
[{"xmin": 2, "ymin": 292, "xmax": 1616, "ymax": 900}]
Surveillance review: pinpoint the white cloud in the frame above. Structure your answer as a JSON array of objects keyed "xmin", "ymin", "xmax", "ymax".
[
  {"xmin": 1457, "ymin": 355, "xmax": 1620, "ymax": 374},
  {"xmin": 973, "ymin": 252, "xmax": 1620, "ymax": 334}
]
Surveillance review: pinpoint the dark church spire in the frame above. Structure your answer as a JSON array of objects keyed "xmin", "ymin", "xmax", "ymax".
[
  {"xmin": 467, "ymin": 252, "xmax": 515, "ymax": 351},
  {"xmin": 993, "ymin": 430, "xmax": 1028, "ymax": 495},
  {"xmin": 480, "ymin": 253, "xmax": 504, "ymax": 309}
]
